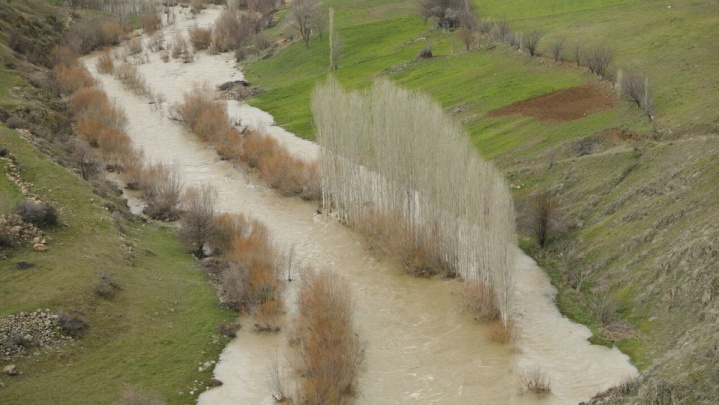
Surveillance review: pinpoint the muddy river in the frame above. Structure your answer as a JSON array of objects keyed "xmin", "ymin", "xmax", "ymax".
[{"xmin": 83, "ymin": 6, "xmax": 637, "ymax": 404}]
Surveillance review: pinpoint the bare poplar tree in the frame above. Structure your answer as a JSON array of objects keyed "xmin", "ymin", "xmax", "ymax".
[
  {"xmin": 312, "ymin": 78, "xmax": 517, "ymax": 324},
  {"xmin": 290, "ymin": 0, "xmax": 320, "ymax": 48},
  {"xmin": 621, "ymin": 72, "xmax": 655, "ymax": 120}
]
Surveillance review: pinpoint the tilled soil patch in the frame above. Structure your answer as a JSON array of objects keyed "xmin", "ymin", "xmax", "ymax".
[{"xmin": 487, "ymin": 83, "xmax": 616, "ymax": 121}]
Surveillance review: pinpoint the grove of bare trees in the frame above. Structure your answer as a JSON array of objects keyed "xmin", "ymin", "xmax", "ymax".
[{"xmin": 312, "ymin": 78, "xmax": 517, "ymax": 324}]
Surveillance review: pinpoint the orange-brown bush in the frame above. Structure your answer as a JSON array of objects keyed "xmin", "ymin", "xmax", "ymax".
[
  {"xmin": 141, "ymin": 13, "xmax": 162, "ymax": 35},
  {"xmin": 215, "ymin": 127, "xmax": 243, "ymax": 160},
  {"xmin": 210, "ymin": 212, "xmax": 249, "ymax": 255},
  {"xmin": 488, "ymin": 319, "xmax": 516, "ymax": 344},
  {"xmin": 192, "ymin": 103, "xmax": 231, "ymax": 142},
  {"xmin": 258, "ymin": 150, "xmax": 315, "ymax": 197},
  {"xmin": 290, "ymin": 271, "xmax": 363, "ymax": 404},
  {"xmin": 97, "ymin": 128, "xmax": 133, "ymax": 167},
  {"xmin": 99, "ymin": 22, "xmax": 124, "ymax": 47},
  {"xmin": 256, "ymin": 298, "xmax": 283, "ymax": 331},
  {"xmin": 70, "ymin": 87, "xmax": 108, "ymax": 117},
  {"xmin": 189, "ymin": 26, "xmax": 213, "ymax": 51},
  {"xmin": 96, "ymin": 50, "xmax": 114, "ymax": 74},
  {"xmin": 462, "ymin": 281, "xmax": 500, "ymax": 322},
  {"xmin": 176, "ymin": 86, "xmax": 215, "ymax": 129},
  {"xmin": 50, "ymin": 45, "xmax": 77, "ymax": 67},
  {"xmin": 115, "ymin": 64, "xmax": 151, "ymax": 97},
  {"xmin": 355, "ymin": 210, "xmax": 450, "ymax": 277},
  {"xmin": 219, "ymin": 219, "xmax": 285, "ymax": 313},
  {"xmin": 53, "ymin": 62, "xmax": 96, "ymax": 95},
  {"xmin": 240, "ymin": 131, "xmax": 279, "ymax": 168},
  {"xmin": 76, "ymin": 117, "xmax": 104, "ymax": 146}
]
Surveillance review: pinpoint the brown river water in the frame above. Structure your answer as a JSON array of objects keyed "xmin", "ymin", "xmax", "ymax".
[{"xmin": 83, "ymin": 6, "xmax": 637, "ymax": 404}]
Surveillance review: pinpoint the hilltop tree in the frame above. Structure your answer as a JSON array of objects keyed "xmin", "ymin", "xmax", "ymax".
[
  {"xmin": 290, "ymin": 0, "xmax": 321, "ymax": 48},
  {"xmin": 420, "ymin": 0, "xmax": 473, "ymax": 29}
]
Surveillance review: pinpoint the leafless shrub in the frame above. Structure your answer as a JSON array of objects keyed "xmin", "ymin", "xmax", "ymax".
[
  {"xmin": 68, "ymin": 138, "xmax": 103, "ymax": 180},
  {"xmin": 99, "ymin": 22, "xmax": 124, "ymax": 47},
  {"xmin": 221, "ymin": 219, "xmax": 284, "ymax": 310},
  {"xmin": 549, "ymin": 36, "xmax": 564, "ymax": 62},
  {"xmin": 189, "ymin": 26, "xmax": 212, "ymax": 51},
  {"xmin": 505, "ymin": 31, "xmax": 521, "ymax": 50},
  {"xmin": 170, "ymin": 33, "xmax": 188, "ymax": 59},
  {"xmin": 15, "ymin": 200, "xmax": 57, "ymax": 228},
  {"xmin": 213, "ymin": 9, "xmax": 254, "ymax": 52},
  {"xmin": 289, "ymin": 271, "xmax": 364, "ymax": 404},
  {"xmin": 53, "ymin": 61, "xmax": 96, "ymax": 95},
  {"xmin": 96, "ymin": 51, "xmax": 114, "ymax": 74},
  {"xmin": 524, "ymin": 30, "xmax": 543, "ymax": 57},
  {"xmin": 289, "ymin": 0, "xmax": 320, "ymax": 48},
  {"xmin": 462, "ymin": 281, "xmax": 500, "ymax": 322},
  {"xmin": 420, "ymin": 0, "xmax": 470, "ymax": 29},
  {"xmin": 519, "ymin": 366, "xmax": 551, "ymax": 395},
  {"xmin": 178, "ymin": 185, "xmax": 218, "ymax": 256},
  {"xmin": 94, "ymin": 271, "xmax": 121, "ymax": 299},
  {"xmin": 140, "ymin": 12, "xmax": 162, "ymax": 35},
  {"xmin": 621, "ymin": 72, "xmax": 654, "ymax": 120},
  {"xmin": 57, "ymin": 312, "xmax": 88, "ymax": 339},
  {"xmin": 557, "ymin": 242, "xmax": 594, "ymax": 292},
  {"xmin": 488, "ymin": 320, "xmax": 516, "ymax": 344},
  {"xmin": 419, "ymin": 43, "xmax": 433, "ymax": 58},
  {"xmin": 489, "ymin": 20, "xmax": 511, "ymax": 42},
  {"xmin": 147, "ymin": 31, "xmax": 165, "ymax": 52},
  {"xmin": 115, "ymin": 64, "xmax": 152, "ymax": 97},
  {"xmin": 267, "ymin": 349, "xmax": 290, "ymax": 402},
  {"xmin": 138, "ymin": 163, "xmax": 183, "ymax": 221},
  {"xmin": 477, "ymin": 19, "xmax": 493, "ymax": 34},
  {"xmin": 530, "ymin": 190, "xmax": 558, "ymax": 248},
  {"xmin": 585, "ymin": 45, "xmax": 614, "ymax": 79},
  {"xmin": 64, "ymin": 20, "xmax": 101, "ymax": 55},
  {"xmin": 590, "ymin": 290, "xmax": 619, "ymax": 325},
  {"xmin": 125, "ymin": 37, "xmax": 144, "ymax": 56},
  {"xmin": 210, "ymin": 213, "xmax": 249, "ymax": 255}
]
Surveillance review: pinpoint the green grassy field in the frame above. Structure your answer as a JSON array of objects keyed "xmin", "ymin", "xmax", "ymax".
[
  {"xmin": 0, "ymin": 126, "xmax": 234, "ymax": 404},
  {"xmin": 245, "ymin": 0, "xmax": 717, "ymax": 158}
]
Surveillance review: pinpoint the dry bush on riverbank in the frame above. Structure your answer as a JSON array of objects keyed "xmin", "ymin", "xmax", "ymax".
[
  {"xmin": 488, "ymin": 319, "xmax": 516, "ymax": 344},
  {"xmin": 519, "ymin": 366, "xmax": 551, "ymax": 395},
  {"xmin": 221, "ymin": 219, "xmax": 285, "ymax": 314},
  {"xmin": 462, "ymin": 281, "xmax": 500, "ymax": 322},
  {"xmin": 176, "ymin": 85, "xmax": 215, "ymax": 129},
  {"xmin": 138, "ymin": 163, "xmax": 183, "ymax": 221},
  {"xmin": 178, "ymin": 185, "xmax": 218, "ymax": 256},
  {"xmin": 96, "ymin": 50, "xmax": 114, "ymax": 74},
  {"xmin": 240, "ymin": 130, "xmax": 279, "ymax": 168},
  {"xmin": 192, "ymin": 102, "xmax": 232, "ymax": 143},
  {"xmin": 115, "ymin": 64, "xmax": 152, "ymax": 97},
  {"xmin": 99, "ymin": 22, "xmax": 124, "ymax": 47},
  {"xmin": 290, "ymin": 271, "xmax": 363, "ymax": 404},
  {"xmin": 53, "ymin": 61, "xmax": 96, "ymax": 95},
  {"xmin": 141, "ymin": 12, "xmax": 162, "ymax": 35},
  {"xmin": 259, "ymin": 149, "xmax": 319, "ymax": 199},
  {"xmin": 213, "ymin": 9, "xmax": 254, "ymax": 52},
  {"xmin": 313, "ymin": 78, "xmax": 517, "ymax": 323},
  {"xmin": 210, "ymin": 213, "xmax": 249, "ymax": 255},
  {"xmin": 170, "ymin": 32, "xmax": 189, "ymax": 60},
  {"xmin": 70, "ymin": 87, "xmax": 108, "ymax": 117},
  {"xmin": 189, "ymin": 26, "xmax": 212, "ymax": 51}
]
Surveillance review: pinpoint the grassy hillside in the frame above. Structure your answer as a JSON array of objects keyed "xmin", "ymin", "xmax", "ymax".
[
  {"xmin": 0, "ymin": 1, "xmax": 234, "ymax": 403},
  {"xmin": 243, "ymin": 0, "xmax": 719, "ymax": 402}
]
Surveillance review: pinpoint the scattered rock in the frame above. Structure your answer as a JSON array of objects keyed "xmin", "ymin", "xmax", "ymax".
[
  {"xmin": 3, "ymin": 365, "xmax": 18, "ymax": 376},
  {"xmin": 32, "ymin": 243, "xmax": 47, "ymax": 252},
  {"xmin": 208, "ymin": 378, "xmax": 223, "ymax": 387}
]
